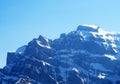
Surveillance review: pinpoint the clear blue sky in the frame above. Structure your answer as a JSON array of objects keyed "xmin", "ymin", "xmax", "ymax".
[{"xmin": 0, "ymin": 0, "xmax": 120, "ymax": 68}]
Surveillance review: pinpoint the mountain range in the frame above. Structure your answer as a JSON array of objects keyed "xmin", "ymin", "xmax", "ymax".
[{"xmin": 0, "ymin": 24, "xmax": 120, "ymax": 84}]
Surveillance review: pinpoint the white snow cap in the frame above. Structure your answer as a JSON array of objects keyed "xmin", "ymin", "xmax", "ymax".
[
  {"xmin": 82, "ymin": 24, "xmax": 99, "ymax": 29},
  {"xmin": 77, "ymin": 24, "xmax": 100, "ymax": 32}
]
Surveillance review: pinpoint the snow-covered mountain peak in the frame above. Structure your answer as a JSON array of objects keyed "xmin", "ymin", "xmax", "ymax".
[
  {"xmin": 28, "ymin": 35, "xmax": 51, "ymax": 49},
  {"xmin": 75, "ymin": 25, "xmax": 115, "ymax": 41},
  {"xmin": 38, "ymin": 35, "xmax": 49, "ymax": 45},
  {"xmin": 76, "ymin": 25, "xmax": 112, "ymax": 38}
]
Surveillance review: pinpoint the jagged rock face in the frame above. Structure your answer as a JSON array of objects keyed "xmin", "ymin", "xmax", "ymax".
[{"xmin": 1, "ymin": 24, "xmax": 120, "ymax": 84}]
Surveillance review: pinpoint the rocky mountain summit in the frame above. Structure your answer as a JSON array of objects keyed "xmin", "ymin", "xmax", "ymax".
[{"xmin": 1, "ymin": 25, "xmax": 120, "ymax": 84}]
